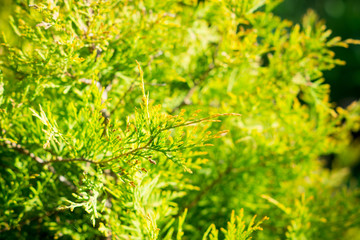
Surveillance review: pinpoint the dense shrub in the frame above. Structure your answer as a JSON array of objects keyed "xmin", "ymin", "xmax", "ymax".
[{"xmin": 1, "ymin": 0, "xmax": 360, "ymax": 239}]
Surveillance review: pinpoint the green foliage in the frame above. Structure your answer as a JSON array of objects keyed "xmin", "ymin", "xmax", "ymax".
[
  {"xmin": 1, "ymin": 0, "xmax": 360, "ymax": 239},
  {"xmin": 203, "ymin": 209, "xmax": 269, "ymax": 240}
]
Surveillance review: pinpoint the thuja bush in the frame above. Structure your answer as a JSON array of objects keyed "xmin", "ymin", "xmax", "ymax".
[{"xmin": 1, "ymin": 0, "xmax": 360, "ymax": 239}]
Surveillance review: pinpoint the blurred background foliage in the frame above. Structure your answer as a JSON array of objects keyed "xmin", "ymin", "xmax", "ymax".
[
  {"xmin": 275, "ymin": 0, "xmax": 360, "ymax": 106},
  {"xmin": 275, "ymin": 0, "xmax": 360, "ymax": 183}
]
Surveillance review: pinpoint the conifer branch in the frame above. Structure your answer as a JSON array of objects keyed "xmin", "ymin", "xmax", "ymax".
[
  {"xmin": 43, "ymin": 133, "xmax": 158, "ymax": 165},
  {"xmin": 42, "ymin": 114, "xmax": 238, "ymax": 165}
]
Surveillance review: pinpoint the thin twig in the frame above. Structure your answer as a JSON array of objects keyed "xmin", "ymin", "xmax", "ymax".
[
  {"xmin": 110, "ymin": 50, "xmax": 164, "ymax": 115},
  {"xmin": 43, "ymin": 157, "xmax": 97, "ymax": 164},
  {"xmin": 161, "ymin": 113, "xmax": 239, "ymax": 131},
  {"xmin": 182, "ymin": 164, "xmax": 233, "ymax": 212},
  {"xmin": 110, "ymin": 80, "xmax": 136, "ymax": 115},
  {"xmin": 1, "ymin": 140, "xmax": 76, "ymax": 190},
  {"xmin": 177, "ymin": 163, "xmax": 262, "ymax": 217},
  {"xmin": 172, "ymin": 40, "xmax": 221, "ymax": 113},
  {"xmin": 0, "ymin": 207, "xmax": 66, "ymax": 233},
  {"xmin": 171, "ymin": 64, "xmax": 215, "ymax": 113}
]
